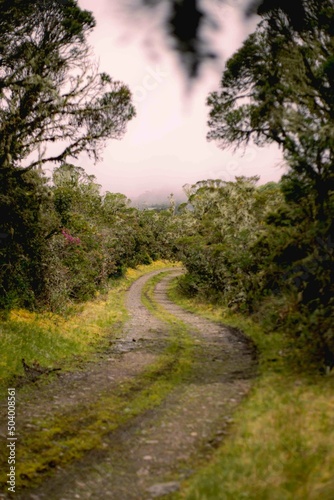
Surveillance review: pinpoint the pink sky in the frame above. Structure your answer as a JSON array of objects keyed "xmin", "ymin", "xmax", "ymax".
[{"xmin": 76, "ymin": 0, "xmax": 285, "ymax": 199}]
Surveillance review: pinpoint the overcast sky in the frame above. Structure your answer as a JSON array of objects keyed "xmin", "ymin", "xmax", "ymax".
[{"xmin": 76, "ymin": 0, "xmax": 285, "ymax": 199}]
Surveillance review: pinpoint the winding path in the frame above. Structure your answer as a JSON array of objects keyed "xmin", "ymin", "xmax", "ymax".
[{"xmin": 8, "ymin": 269, "xmax": 256, "ymax": 500}]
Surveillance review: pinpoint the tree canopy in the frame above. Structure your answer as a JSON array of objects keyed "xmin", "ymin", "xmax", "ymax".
[
  {"xmin": 207, "ymin": 0, "xmax": 334, "ymax": 217},
  {"xmin": 0, "ymin": 0, "xmax": 135, "ymax": 172}
]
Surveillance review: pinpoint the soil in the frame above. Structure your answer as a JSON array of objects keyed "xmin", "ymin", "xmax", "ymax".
[{"xmin": 0, "ymin": 269, "xmax": 257, "ymax": 499}]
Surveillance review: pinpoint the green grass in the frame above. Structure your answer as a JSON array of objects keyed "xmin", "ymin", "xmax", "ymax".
[
  {"xmin": 0, "ymin": 260, "xmax": 180, "ymax": 397},
  {"xmin": 168, "ymin": 278, "xmax": 334, "ymax": 500},
  {"xmin": 3, "ymin": 266, "xmax": 333, "ymax": 497},
  {"xmin": 5, "ymin": 339, "xmax": 194, "ymax": 491},
  {"xmin": 141, "ymin": 270, "xmax": 196, "ymax": 383},
  {"xmin": 0, "ymin": 262, "xmax": 199, "ymax": 491}
]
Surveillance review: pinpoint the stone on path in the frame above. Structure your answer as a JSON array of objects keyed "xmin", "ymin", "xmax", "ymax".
[{"xmin": 146, "ymin": 481, "xmax": 180, "ymax": 497}]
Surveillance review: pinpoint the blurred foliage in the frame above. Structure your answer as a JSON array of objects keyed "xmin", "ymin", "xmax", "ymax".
[{"xmin": 122, "ymin": 0, "xmax": 307, "ymax": 79}]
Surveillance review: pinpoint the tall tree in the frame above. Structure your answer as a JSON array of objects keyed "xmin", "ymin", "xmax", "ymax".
[
  {"xmin": 0, "ymin": 0, "xmax": 135, "ymax": 310},
  {"xmin": 207, "ymin": 0, "xmax": 334, "ymax": 219},
  {"xmin": 206, "ymin": 0, "xmax": 334, "ymax": 366},
  {"xmin": 0, "ymin": 0, "xmax": 135, "ymax": 171}
]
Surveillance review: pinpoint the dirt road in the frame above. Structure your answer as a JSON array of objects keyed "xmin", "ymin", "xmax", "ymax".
[{"xmin": 1, "ymin": 269, "xmax": 256, "ymax": 499}]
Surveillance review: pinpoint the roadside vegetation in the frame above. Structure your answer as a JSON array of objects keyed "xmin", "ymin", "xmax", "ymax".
[
  {"xmin": 169, "ymin": 280, "xmax": 334, "ymax": 499},
  {"xmin": 1, "ymin": 0, "xmax": 332, "ymax": 371},
  {"xmin": 0, "ymin": 261, "xmax": 178, "ymax": 397},
  {"xmin": 0, "ymin": 0, "xmax": 181, "ymax": 316},
  {"xmin": 176, "ymin": 0, "xmax": 334, "ymax": 372}
]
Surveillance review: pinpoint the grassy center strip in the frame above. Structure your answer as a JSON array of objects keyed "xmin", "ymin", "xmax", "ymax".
[
  {"xmin": 0, "ymin": 269, "xmax": 197, "ymax": 491},
  {"xmin": 141, "ymin": 270, "xmax": 197, "ymax": 384}
]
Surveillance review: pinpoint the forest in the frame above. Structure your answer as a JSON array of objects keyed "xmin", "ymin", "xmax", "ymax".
[
  {"xmin": 1, "ymin": 1, "xmax": 333, "ymax": 372},
  {"xmin": 0, "ymin": 0, "xmax": 334, "ymax": 497}
]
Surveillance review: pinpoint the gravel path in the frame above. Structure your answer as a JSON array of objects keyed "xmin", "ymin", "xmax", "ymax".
[{"xmin": 1, "ymin": 269, "xmax": 257, "ymax": 500}]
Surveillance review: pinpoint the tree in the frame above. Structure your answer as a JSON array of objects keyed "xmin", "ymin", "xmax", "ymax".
[
  {"xmin": 0, "ymin": 0, "xmax": 135, "ymax": 172},
  {"xmin": 177, "ymin": 177, "xmax": 283, "ymax": 306},
  {"xmin": 206, "ymin": 0, "xmax": 334, "ymax": 367},
  {"xmin": 0, "ymin": 168, "xmax": 51, "ymax": 310},
  {"xmin": 0, "ymin": 0, "xmax": 135, "ymax": 310},
  {"xmin": 207, "ymin": 0, "xmax": 334, "ymax": 220},
  {"xmin": 46, "ymin": 164, "xmax": 182, "ymax": 310}
]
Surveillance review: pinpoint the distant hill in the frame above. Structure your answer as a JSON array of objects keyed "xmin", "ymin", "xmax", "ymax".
[{"xmin": 130, "ymin": 188, "xmax": 187, "ymax": 210}]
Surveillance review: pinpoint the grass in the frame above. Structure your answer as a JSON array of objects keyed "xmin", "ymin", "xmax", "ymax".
[
  {"xmin": 0, "ymin": 260, "xmax": 180, "ymax": 397},
  {"xmin": 168, "ymin": 278, "xmax": 334, "ymax": 500},
  {"xmin": 141, "ymin": 270, "xmax": 196, "ymax": 383},
  {"xmin": 0, "ymin": 262, "xmax": 199, "ymax": 491},
  {"xmin": 6, "ymin": 339, "xmax": 194, "ymax": 491},
  {"xmin": 3, "ymin": 265, "xmax": 333, "ymax": 497}
]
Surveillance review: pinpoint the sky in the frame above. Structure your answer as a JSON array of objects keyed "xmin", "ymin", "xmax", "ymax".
[{"xmin": 76, "ymin": 0, "xmax": 285, "ymax": 200}]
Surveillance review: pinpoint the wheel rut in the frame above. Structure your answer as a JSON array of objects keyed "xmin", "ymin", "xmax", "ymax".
[{"xmin": 2, "ymin": 269, "xmax": 256, "ymax": 500}]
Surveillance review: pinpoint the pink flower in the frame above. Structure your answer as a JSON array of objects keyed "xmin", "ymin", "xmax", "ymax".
[{"xmin": 62, "ymin": 229, "xmax": 81, "ymax": 245}]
